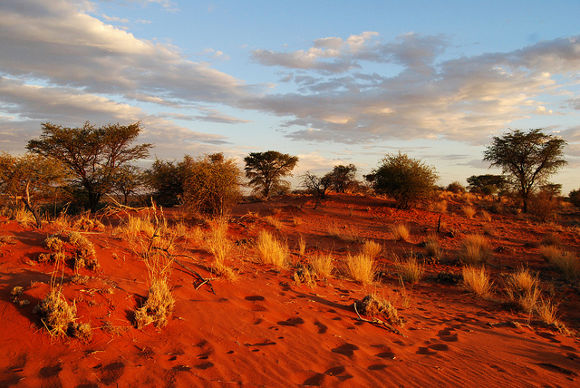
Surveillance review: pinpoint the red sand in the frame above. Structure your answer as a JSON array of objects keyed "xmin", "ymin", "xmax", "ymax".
[{"xmin": 0, "ymin": 194, "xmax": 579, "ymax": 387}]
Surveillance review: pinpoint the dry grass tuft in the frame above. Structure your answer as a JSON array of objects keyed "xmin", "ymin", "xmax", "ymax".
[
  {"xmin": 357, "ymin": 294, "xmax": 403, "ymax": 326},
  {"xmin": 346, "ymin": 253, "xmax": 375, "ymax": 284},
  {"xmin": 207, "ymin": 218, "xmax": 236, "ymax": 280},
  {"xmin": 116, "ymin": 215, "xmax": 156, "ymax": 241},
  {"xmin": 361, "ymin": 240, "xmax": 382, "ymax": 260},
  {"xmin": 256, "ymin": 230, "xmax": 289, "ymax": 269},
  {"xmin": 535, "ymin": 297, "xmax": 559, "ymax": 325},
  {"xmin": 390, "ymin": 224, "xmax": 410, "ymax": 242},
  {"xmin": 73, "ymin": 213, "xmax": 105, "ymax": 232},
  {"xmin": 298, "ymin": 235, "xmax": 306, "ymax": 256},
  {"xmin": 505, "ymin": 267, "xmax": 540, "ymax": 313},
  {"xmin": 309, "ymin": 252, "xmax": 334, "ymax": 278},
  {"xmin": 34, "ymin": 258, "xmax": 91, "ymax": 339},
  {"xmin": 460, "ymin": 234, "xmax": 492, "ymax": 265},
  {"xmin": 462, "ymin": 265, "xmax": 493, "ymax": 297},
  {"xmin": 293, "ymin": 266, "xmax": 315, "ymax": 287},
  {"xmin": 133, "ymin": 205, "xmax": 176, "ymax": 329},
  {"xmin": 13, "ymin": 206, "xmax": 36, "ymax": 227},
  {"xmin": 462, "ymin": 205, "xmax": 476, "ymax": 219},
  {"xmin": 395, "ymin": 255, "xmax": 424, "ymax": 284},
  {"xmin": 134, "ymin": 277, "xmax": 175, "ymax": 329},
  {"xmin": 481, "ymin": 210, "xmax": 492, "ymax": 222},
  {"xmin": 264, "ymin": 215, "xmax": 284, "ymax": 230},
  {"xmin": 540, "ymin": 245, "xmax": 579, "ymax": 280},
  {"xmin": 429, "ymin": 200, "xmax": 447, "ymax": 213},
  {"xmin": 189, "ymin": 226, "xmax": 205, "ymax": 243},
  {"xmin": 292, "ymin": 216, "xmax": 303, "ymax": 226},
  {"xmin": 424, "ymin": 234, "xmax": 441, "ymax": 259}
]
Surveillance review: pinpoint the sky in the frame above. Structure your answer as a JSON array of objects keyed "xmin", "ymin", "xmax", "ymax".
[{"xmin": 0, "ymin": 0, "xmax": 579, "ymax": 193}]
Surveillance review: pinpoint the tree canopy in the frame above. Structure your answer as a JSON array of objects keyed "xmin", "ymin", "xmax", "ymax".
[
  {"xmin": 483, "ymin": 128, "xmax": 566, "ymax": 212},
  {"xmin": 365, "ymin": 152, "xmax": 438, "ymax": 209},
  {"xmin": 327, "ymin": 164, "xmax": 357, "ymax": 193},
  {"xmin": 466, "ymin": 174, "xmax": 507, "ymax": 195},
  {"xmin": 27, "ymin": 121, "xmax": 151, "ymax": 212},
  {"xmin": 244, "ymin": 151, "xmax": 298, "ymax": 199}
]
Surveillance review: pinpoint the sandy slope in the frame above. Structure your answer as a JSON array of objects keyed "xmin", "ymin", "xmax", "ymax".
[{"xmin": 0, "ymin": 194, "xmax": 578, "ymax": 387}]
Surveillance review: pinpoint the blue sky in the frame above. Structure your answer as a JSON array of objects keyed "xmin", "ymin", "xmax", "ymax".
[{"xmin": 1, "ymin": 0, "xmax": 579, "ymax": 192}]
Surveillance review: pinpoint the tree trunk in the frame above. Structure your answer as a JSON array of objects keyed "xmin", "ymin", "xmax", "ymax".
[{"xmin": 22, "ymin": 182, "xmax": 42, "ymax": 228}]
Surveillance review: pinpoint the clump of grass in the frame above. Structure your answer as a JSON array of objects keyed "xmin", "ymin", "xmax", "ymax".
[
  {"xmin": 298, "ymin": 235, "xmax": 306, "ymax": 256},
  {"xmin": 134, "ymin": 277, "xmax": 175, "ymax": 329},
  {"xmin": 481, "ymin": 210, "xmax": 492, "ymax": 222},
  {"xmin": 505, "ymin": 267, "xmax": 541, "ymax": 313},
  {"xmin": 309, "ymin": 252, "xmax": 334, "ymax": 278},
  {"xmin": 0, "ymin": 234, "xmax": 15, "ymax": 247},
  {"xmin": 172, "ymin": 222, "xmax": 188, "ymax": 240},
  {"xmin": 73, "ymin": 213, "xmax": 105, "ymax": 232},
  {"xmin": 190, "ymin": 226, "xmax": 205, "ymax": 243},
  {"xmin": 462, "ymin": 205, "xmax": 476, "ymax": 219},
  {"xmin": 327, "ymin": 222, "xmax": 361, "ymax": 243},
  {"xmin": 44, "ymin": 235, "xmax": 65, "ymax": 252},
  {"xmin": 356, "ymin": 294, "xmax": 403, "ymax": 327},
  {"xmin": 293, "ymin": 266, "xmax": 315, "ymax": 287},
  {"xmin": 541, "ymin": 233, "xmax": 561, "ymax": 247},
  {"xmin": 134, "ymin": 205, "xmax": 176, "ymax": 329},
  {"xmin": 361, "ymin": 240, "xmax": 382, "ymax": 260},
  {"xmin": 34, "ymin": 258, "xmax": 92, "ymax": 339},
  {"xmin": 539, "ymin": 245, "xmax": 578, "ymax": 280},
  {"xmin": 293, "ymin": 216, "xmax": 303, "ymax": 226},
  {"xmin": 395, "ymin": 255, "xmax": 424, "ymax": 284},
  {"xmin": 264, "ymin": 215, "xmax": 283, "ymax": 230},
  {"xmin": 13, "ymin": 206, "xmax": 36, "ymax": 227},
  {"xmin": 462, "ymin": 265, "xmax": 493, "ymax": 297},
  {"xmin": 390, "ymin": 224, "xmax": 410, "ymax": 242},
  {"xmin": 535, "ymin": 297, "xmax": 558, "ymax": 325},
  {"xmin": 460, "ymin": 234, "xmax": 492, "ymax": 265},
  {"xmin": 430, "ymin": 200, "xmax": 447, "ymax": 213},
  {"xmin": 207, "ymin": 218, "xmax": 235, "ymax": 280},
  {"xmin": 424, "ymin": 233, "xmax": 441, "ymax": 259},
  {"xmin": 116, "ymin": 215, "xmax": 156, "ymax": 241},
  {"xmin": 346, "ymin": 253, "xmax": 375, "ymax": 284},
  {"xmin": 67, "ymin": 231, "xmax": 99, "ymax": 270},
  {"xmin": 256, "ymin": 230, "xmax": 289, "ymax": 269}
]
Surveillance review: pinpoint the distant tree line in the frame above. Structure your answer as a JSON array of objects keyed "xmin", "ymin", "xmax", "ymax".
[{"xmin": 0, "ymin": 123, "xmax": 575, "ymax": 225}]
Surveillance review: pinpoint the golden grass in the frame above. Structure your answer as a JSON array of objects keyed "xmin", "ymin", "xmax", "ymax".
[
  {"xmin": 430, "ymin": 200, "xmax": 447, "ymax": 213},
  {"xmin": 13, "ymin": 206, "xmax": 36, "ymax": 227},
  {"xmin": 424, "ymin": 234, "xmax": 441, "ymax": 259},
  {"xmin": 207, "ymin": 218, "xmax": 236, "ymax": 280},
  {"xmin": 310, "ymin": 252, "xmax": 334, "ymax": 278},
  {"xmin": 327, "ymin": 222, "xmax": 361, "ymax": 243},
  {"xmin": 116, "ymin": 215, "xmax": 156, "ymax": 241},
  {"xmin": 256, "ymin": 230, "xmax": 289, "ymax": 269},
  {"xmin": 505, "ymin": 267, "xmax": 540, "ymax": 313},
  {"xmin": 34, "ymin": 257, "xmax": 91, "ymax": 339},
  {"xmin": 462, "ymin": 205, "xmax": 476, "ymax": 219},
  {"xmin": 395, "ymin": 255, "xmax": 424, "ymax": 284},
  {"xmin": 540, "ymin": 245, "xmax": 579, "ymax": 280},
  {"xmin": 72, "ymin": 213, "xmax": 105, "ymax": 232},
  {"xmin": 264, "ymin": 215, "xmax": 284, "ymax": 230},
  {"xmin": 134, "ymin": 277, "xmax": 175, "ymax": 329},
  {"xmin": 346, "ymin": 253, "xmax": 375, "ymax": 284},
  {"xmin": 293, "ymin": 216, "xmax": 303, "ymax": 226},
  {"xmin": 298, "ymin": 234, "xmax": 306, "ymax": 256},
  {"xmin": 361, "ymin": 240, "xmax": 382, "ymax": 260},
  {"xmin": 189, "ymin": 226, "xmax": 205, "ymax": 243},
  {"xmin": 390, "ymin": 224, "xmax": 410, "ymax": 242},
  {"xmin": 462, "ymin": 265, "xmax": 493, "ymax": 297},
  {"xmin": 172, "ymin": 221, "xmax": 188, "ymax": 240},
  {"xmin": 134, "ymin": 205, "xmax": 176, "ymax": 329},
  {"xmin": 481, "ymin": 210, "xmax": 492, "ymax": 222},
  {"xmin": 460, "ymin": 234, "xmax": 492, "ymax": 265},
  {"xmin": 535, "ymin": 298, "xmax": 559, "ymax": 325}
]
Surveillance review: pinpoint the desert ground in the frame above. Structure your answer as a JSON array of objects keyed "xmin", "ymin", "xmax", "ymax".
[{"xmin": 0, "ymin": 193, "xmax": 579, "ymax": 387}]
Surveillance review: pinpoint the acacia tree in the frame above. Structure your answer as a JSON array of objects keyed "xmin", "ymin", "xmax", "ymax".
[
  {"xmin": 112, "ymin": 165, "xmax": 145, "ymax": 205},
  {"xmin": 0, "ymin": 153, "xmax": 69, "ymax": 227},
  {"xmin": 27, "ymin": 122, "xmax": 152, "ymax": 212},
  {"xmin": 365, "ymin": 152, "xmax": 438, "ymax": 209},
  {"xmin": 327, "ymin": 164, "xmax": 357, "ymax": 193},
  {"xmin": 301, "ymin": 171, "xmax": 332, "ymax": 207},
  {"xmin": 483, "ymin": 129, "xmax": 567, "ymax": 213},
  {"xmin": 244, "ymin": 151, "xmax": 298, "ymax": 199},
  {"xmin": 466, "ymin": 174, "xmax": 507, "ymax": 196}
]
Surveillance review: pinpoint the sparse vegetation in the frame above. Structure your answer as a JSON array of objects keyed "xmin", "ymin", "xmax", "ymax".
[
  {"xmin": 357, "ymin": 294, "xmax": 403, "ymax": 327},
  {"xmin": 346, "ymin": 252, "xmax": 375, "ymax": 284},
  {"xmin": 460, "ymin": 234, "xmax": 492, "ymax": 265},
  {"xmin": 327, "ymin": 222, "xmax": 361, "ymax": 243},
  {"xmin": 462, "ymin": 265, "xmax": 493, "ymax": 297},
  {"xmin": 390, "ymin": 223, "xmax": 410, "ymax": 242},
  {"xmin": 462, "ymin": 205, "xmax": 476, "ymax": 219},
  {"xmin": 539, "ymin": 245, "xmax": 578, "ymax": 280},
  {"xmin": 207, "ymin": 218, "xmax": 236, "ymax": 280},
  {"xmin": 256, "ymin": 230, "xmax": 289, "ymax": 268},
  {"xmin": 505, "ymin": 267, "xmax": 541, "ymax": 313},
  {"xmin": 424, "ymin": 234, "xmax": 442, "ymax": 259},
  {"xmin": 361, "ymin": 240, "xmax": 381, "ymax": 260},
  {"xmin": 309, "ymin": 252, "xmax": 334, "ymax": 279},
  {"xmin": 395, "ymin": 255, "xmax": 424, "ymax": 284}
]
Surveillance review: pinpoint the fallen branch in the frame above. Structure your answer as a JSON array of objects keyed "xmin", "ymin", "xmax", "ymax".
[
  {"xmin": 353, "ymin": 302, "xmax": 404, "ymax": 336},
  {"xmin": 174, "ymin": 259, "xmax": 215, "ymax": 294}
]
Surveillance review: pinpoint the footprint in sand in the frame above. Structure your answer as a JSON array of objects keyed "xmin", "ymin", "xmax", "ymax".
[
  {"xmin": 98, "ymin": 361, "xmax": 125, "ymax": 385},
  {"xmin": 277, "ymin": 317, "xmax": 305, "ymax": 326},
  {"xmin": 332, "ymin": 343, "xmax": 359, "ymax": 357},
  {"xmin": 245, "ymin": 295, "xmax": 265, "ymax": 301},
  {"xmin": 314, "ymin": 320, "xmax": 328, "ymax": 334},
  {"xmin": 437, "ymin": 327, "xmax": 459, "ymax": 342}
]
